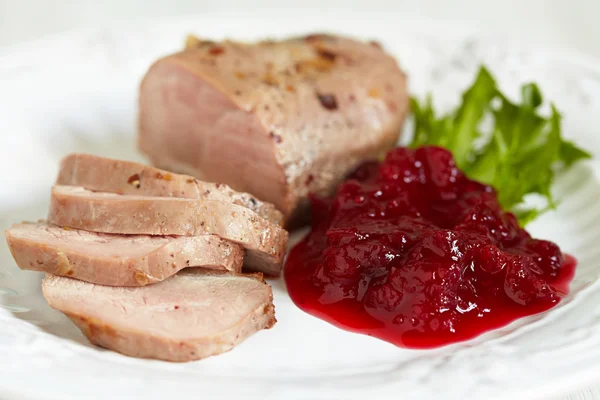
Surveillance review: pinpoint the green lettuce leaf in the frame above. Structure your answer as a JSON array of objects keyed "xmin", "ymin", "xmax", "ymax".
[{"xmin": 410, "ymin": 66, "xmax": 592, "ymax": 224}]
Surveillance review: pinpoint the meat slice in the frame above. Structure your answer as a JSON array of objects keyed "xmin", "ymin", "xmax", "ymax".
[
  {"xmin": 48, "ymin": 185, "xmax": 288, "ymax": 275},
  {"xmin": 57, "ymin": 153, "xmax": 283, "ymax": 226},
  {"xmin": 42, "ymin": 269, "xmax": 276, "ymax": 362},
  {"xmin": 5, "ymin": 222, "xmax": 243, "ymax": 286},
  {"xmin": 138, "ymin": 34, "xmax": 408, "ymax": 226}
]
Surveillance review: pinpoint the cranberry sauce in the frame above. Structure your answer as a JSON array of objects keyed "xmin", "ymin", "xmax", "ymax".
[{"xmin": 285, "ymin": 146, "xmax": 576, "ymax": 348}]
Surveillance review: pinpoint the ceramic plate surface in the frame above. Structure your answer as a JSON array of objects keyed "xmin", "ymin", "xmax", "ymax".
[{"xmin": 1, "ymin": 11, "xmax": 600, "ymax": 400}]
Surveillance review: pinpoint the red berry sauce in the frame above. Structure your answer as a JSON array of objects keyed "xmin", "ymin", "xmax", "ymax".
[{"xmin": 285, "ymin": 146, "xmax": 576, "ymax": 348}]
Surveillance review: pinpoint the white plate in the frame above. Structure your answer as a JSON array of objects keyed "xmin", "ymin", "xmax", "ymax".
[{"xmin": 1, "ymin": 12, "xmax": 600, "ymax": 400}]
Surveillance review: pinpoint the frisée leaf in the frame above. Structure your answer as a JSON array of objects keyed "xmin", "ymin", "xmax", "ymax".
[{"xmin": 410, "ymin": 66, "xmax": 591, "ymax": 224}]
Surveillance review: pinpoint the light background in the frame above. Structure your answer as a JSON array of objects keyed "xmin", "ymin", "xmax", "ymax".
[
  {"xmin": 0, "ymin": 1, "xmax": 599, "ymax": 399},
  {"xmin": 2, "ymin": 0, "xmax": 600, "ymax": 58}
]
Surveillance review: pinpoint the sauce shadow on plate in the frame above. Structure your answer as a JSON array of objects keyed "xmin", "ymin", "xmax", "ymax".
[{"xmin": 529, "ymin": 162, "xmax": 600, "ymax": 293}]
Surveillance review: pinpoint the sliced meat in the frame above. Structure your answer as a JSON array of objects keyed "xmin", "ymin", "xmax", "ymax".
[
  {"xmin": 138, "ymin": 34, "xmax": 408, "ymax": 226},
  {"xmin": 57, "ymin": 153, "xmax": 283, "ymax": 226},
  {"xmin": 42, "ymin": 269, "xmax": 276, "ymax": 362},
  {"xmin": 5, "ymin": 222, "xmax": 243, "ymax": 286},
  {"xmin": 48, "ymin": 185, "xmax": 288, "ymax": 275}
]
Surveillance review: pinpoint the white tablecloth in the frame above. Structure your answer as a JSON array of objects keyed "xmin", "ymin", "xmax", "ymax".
[{"xmin": 0, "ymin": 0, "xmax": 599, "ymax": 398}]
